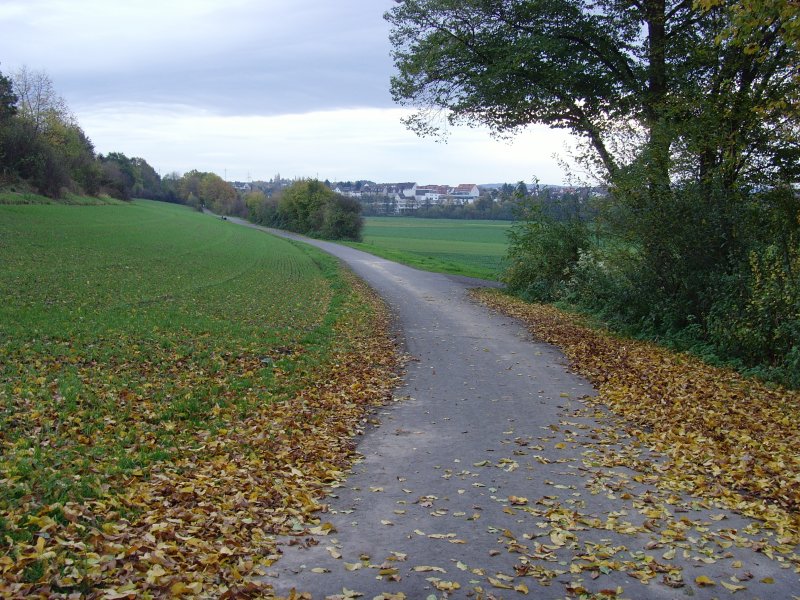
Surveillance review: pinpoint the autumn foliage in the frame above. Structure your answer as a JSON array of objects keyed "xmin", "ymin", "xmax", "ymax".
[{"xmin": 475, "ymin": 289, "xmax": 800, "ymax": 544}]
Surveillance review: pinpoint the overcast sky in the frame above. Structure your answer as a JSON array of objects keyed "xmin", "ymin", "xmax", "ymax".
[{"xmin": 1, "ymin": 0, "xmax": 575, "ymax": 184}]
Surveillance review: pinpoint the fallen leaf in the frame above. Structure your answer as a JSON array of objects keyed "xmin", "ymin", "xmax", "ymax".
[
  {"xmin": 489, "ymin": 577, "xmax": 514, "ymax": 590},
  {"xmin": 721, "ymin": 581, "xmax": 747, "ymax": 592},
  {"xmin": 429, "ymin": 579, "xmax": 460, "ymax": 591},
  {"xmin": 695, "ymin": 575, "xmax": 715, "ymax": 586},
  {"xmin": 413, "ymin": 566, "xmax": 446, "ymax": 573}
]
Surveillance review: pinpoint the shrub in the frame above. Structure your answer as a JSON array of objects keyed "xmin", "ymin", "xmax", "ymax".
[
  {"xmin": 504, "ymin": 199, "xmax": 590, "ymax": 302},
  {"xmin": 322, "ymin": 195, "xmax": 363, "ymax": 241},
  {"xmin": 276, "ymin": 180, "xmax": 363, "ymax": 241}
]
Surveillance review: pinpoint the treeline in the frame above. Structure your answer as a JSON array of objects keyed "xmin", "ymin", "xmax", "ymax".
[
  {"xmin": 0, "ymin": 67, "xmax": 143, "ymax": 200},
  {"xmin": 356, "ymin": 182, "xmax": 590, "ymax": 221},
  {"xmin": 0, "ymin": 66, "xmax": 245, "ymax": 210},
  {"xmin": 0, "ymin": 65, "xmax": 362, "ymax": 241},
  {"xmin": 359, "ymin": 191, "xmax": 519, "ymax": 220}
]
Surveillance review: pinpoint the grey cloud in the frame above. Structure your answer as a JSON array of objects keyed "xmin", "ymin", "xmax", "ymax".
[{"xmin": 3, "ymin": 0, "xmax": 396, "ymax": 116}]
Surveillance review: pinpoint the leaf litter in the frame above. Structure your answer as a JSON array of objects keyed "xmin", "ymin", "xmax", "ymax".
[
  {"xmin": 473, "ymin": 289, "xmax": 800, "ymax": 566},
  {"xmin": 0, "ymin": 272, "xmax": 403, "ymax": 598}
]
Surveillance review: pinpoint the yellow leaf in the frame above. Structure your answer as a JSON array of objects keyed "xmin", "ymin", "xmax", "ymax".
[
  {"xmin": 413, "ymin": 565, "xmax": 446, "ymax": 573},
  {"xmin": 170, "ymin": 582, "xmax": 189, "ymax": 596},
  {"xmin": 514, "ymin": 583, "xmax": 529, "ymax": 594},
  {"xmin": 549, "ymin": 530, "xmax": 567, "ymax": 546},
  {"xmin": 489, "ymin": 577, "xmax": 514, "ymax": 589},
  {"xmin": 721, "ymin": 581, "xmax": 746, "ymax": 592},
  {"xmin": 431, "ymin": 580, "xmax": 460, "ymax": 591},
  {"xmin": 695, "ymin": 575, "xmax": 715, "ymax": 586},
  {"xmin": 309, "ymin": 522, "xmax": 336, "ymax": 535},
  {"xmin": 145, "ymin": 564, "xmax": 167, "ymax": 584}
]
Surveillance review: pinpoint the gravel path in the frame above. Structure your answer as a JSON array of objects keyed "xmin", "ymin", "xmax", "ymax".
[{"xmin": 226, "ymin": 218, "xmax": 798, "ymax": 599}]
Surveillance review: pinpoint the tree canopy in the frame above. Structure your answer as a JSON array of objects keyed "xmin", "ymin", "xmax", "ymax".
[
  {"xmin": 0, "ymin": 69, "xmax": 17, "ymax": 122},
  {"xmin": 386, "ymin": 0, "xmax": 798, "ymax": 189}
]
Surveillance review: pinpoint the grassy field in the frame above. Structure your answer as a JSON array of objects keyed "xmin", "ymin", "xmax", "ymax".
[
  {"xmin": 0, "ymin": 200, "xmax": 398, "ymax": 595},
  {"xmin": 349, "ymin": 216, "xmax": 512, "ymax": 280},
  {"xmin": 0, "ymin": 199, "xmax": 333, "ymax": 518}
]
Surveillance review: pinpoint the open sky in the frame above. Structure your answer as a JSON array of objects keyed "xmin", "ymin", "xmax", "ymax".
[{"xmin": 1, "ymin": 0, "xmax": 576, "ymax": 185}]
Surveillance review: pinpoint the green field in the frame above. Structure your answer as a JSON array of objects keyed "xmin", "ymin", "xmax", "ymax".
[
  {"xmin": 0, "ymin": 200, "xmax": 338, "ymax": 507},
  {"xmin": 350, "ymin": 216, "xmax": 512, "ymax": 280},
  {"xmin": 0, "ymin": 200, "xmax": 399, "ymax": 593}
]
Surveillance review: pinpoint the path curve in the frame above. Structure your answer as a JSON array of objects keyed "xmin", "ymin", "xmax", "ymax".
[{"xmin": 227, "ymin": 218, "xmax": 798, "ymax": 599}]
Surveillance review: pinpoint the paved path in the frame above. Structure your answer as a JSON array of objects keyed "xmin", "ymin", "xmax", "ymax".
[{"xmin": 226, "ymin": 218, "xmax": 798, "ymax": 599}]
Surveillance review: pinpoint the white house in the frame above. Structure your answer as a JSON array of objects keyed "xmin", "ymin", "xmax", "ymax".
[
  {"xmin": 449, "ymin": 184, "xmax": 480, "ymax": 204},
  {"xmin": 375, "ymin": 182, "xmax": 417, "ymax": 212},
  {"xmin": 415, "ymin": 184, "xmax": 449, "ymax": 204}
]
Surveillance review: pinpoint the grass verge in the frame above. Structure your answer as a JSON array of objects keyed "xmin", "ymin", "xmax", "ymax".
[{"xmin": 0, "ymin": 191, "xmax": 122, "ymax": 205}]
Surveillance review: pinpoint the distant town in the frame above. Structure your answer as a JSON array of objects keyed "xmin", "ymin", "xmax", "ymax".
[{"xmin": 229, "ymin": 177, "xmax": 606, "ymax": 217}]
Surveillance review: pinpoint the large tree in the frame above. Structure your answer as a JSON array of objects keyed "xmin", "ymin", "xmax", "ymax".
[
  {"xmin": 386, "ymin": 0, "xmax": 798, "ymax": 192},
  {"xmin": 388, "ymin": 0, "xmax": 800, "ymax": 381},
  {"xmin": 11, "ymin": 65, "xmax": 72, "ymax": 133},
  {"xmin": 278, "ymin": 180, "xmax": 363, "ymax": 240},
  {"xmin": 198, "ymin": 172, "xmax": 240, "ymax": 215}
]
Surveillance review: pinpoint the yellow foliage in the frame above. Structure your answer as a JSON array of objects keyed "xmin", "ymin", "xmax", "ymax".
[{"xmin": 475, "ymin": 289, "xmax": 800, "ymax": 542}]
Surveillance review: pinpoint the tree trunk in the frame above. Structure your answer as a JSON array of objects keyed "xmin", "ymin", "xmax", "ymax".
[{"xmin": 644, "ymin": 0, "xmax": 671, "ymax": 197}]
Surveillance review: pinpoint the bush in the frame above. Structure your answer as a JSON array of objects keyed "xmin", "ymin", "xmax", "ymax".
[
  {"xmin": 276, "ymin": 180, "xmax": 363, "ymax": 241},
  {"xmin": 322, "ymin": 195, "xmax": 363, "ymax": 241},
  {"xmin": 707, "ymin": 243, "xmax": 800, "ymax": 387},
  {"xmin": 564, "ymin": 242, "xmax": 643, "ymax": 319},
  {"xmin": 503, "ymin": 180, "xmax": 800, "ymax": 388},
  {"xmin": 504, "ymin": 198, "xmax": 590, "ymax": 301}
]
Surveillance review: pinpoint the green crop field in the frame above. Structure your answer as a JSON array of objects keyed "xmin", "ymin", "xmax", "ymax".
[
  {"xmin": 0, "ymin": 200, "xmax": 340, "ymax": 509},
  {"xmin": 0, "ymin": 201, "xmax": 372, "ymax": 546},
  {"xmin": 0, "ymin": 200, "xmax": 402, "ymax": 594},
  {"xmin": 350, "ymin": 216, "xmax": 512, "ymax": 280}
]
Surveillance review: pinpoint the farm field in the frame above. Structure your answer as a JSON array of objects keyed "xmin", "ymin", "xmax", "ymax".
[
  {"xmin": 350, "ymin": 216, "xmax": 512, "ymax": 281},
  {"xmin": 0, "ymin": 200, "xmax": 398, "ymax": 596}
]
